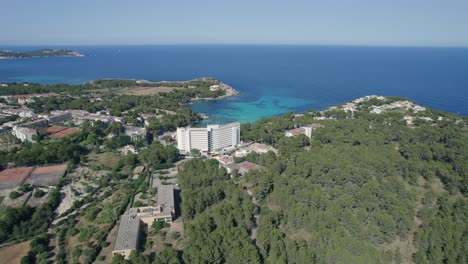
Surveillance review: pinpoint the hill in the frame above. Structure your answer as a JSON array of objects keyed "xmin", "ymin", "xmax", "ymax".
[{"xmin": 181, "ymin": 96, "xmax": 467, "ymax": 263}]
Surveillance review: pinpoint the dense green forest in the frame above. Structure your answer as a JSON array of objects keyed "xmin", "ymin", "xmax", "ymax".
[
  {"xmin": 178, "ymin": 159, "xmax": 260, "ymax": 263},
  {"xmin": 178, "ymin": 98, "xmax": 467, "ymax": 263}
]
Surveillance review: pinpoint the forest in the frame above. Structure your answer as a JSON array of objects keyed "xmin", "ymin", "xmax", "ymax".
[{"xmin": 179, "ymin": 99, "xmax": 467, "ymax": 263}]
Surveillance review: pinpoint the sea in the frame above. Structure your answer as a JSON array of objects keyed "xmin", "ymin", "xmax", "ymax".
[{"xmin": 1, "ymin": 45, "xmax": 467, "ymax": 124}]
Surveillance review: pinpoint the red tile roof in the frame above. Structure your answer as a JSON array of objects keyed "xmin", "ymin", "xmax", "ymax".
[
  {"xmin": 305, "ymin": 123, "xmax": 324, "ymax": 129},
  {"xmin": 238, "ymin": 161, "xmax": 259, "ymax": 172},
  {"xmin": 287, "ymin": 127, "xmax": 305, "ymax": 136}
]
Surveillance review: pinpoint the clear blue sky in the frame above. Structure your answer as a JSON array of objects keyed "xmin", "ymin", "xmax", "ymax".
[{"xmin": 2, "ymin": 0, "xmax": 468, "ymax": 46}]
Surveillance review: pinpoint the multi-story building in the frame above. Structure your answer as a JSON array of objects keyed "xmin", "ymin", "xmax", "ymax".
[{"xmin": 176, "ymin": 122, "xmax": 240, "ymax": 154}]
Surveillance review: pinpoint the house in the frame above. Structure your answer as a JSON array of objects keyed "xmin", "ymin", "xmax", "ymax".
[
  {"xmin": 250, "ymin": 143, "xmax": 278, "ymax": 154},
  {"xmin": 223, "ymin": 161, "xmax": 260, "ymax": 176},
  {"xmin": 214, "ymin": 154, "xmax": 235, "ymax": 165},
  {"xmin": 285, "ymin": 123, "xmax": 324, "ymax": 139},
  {"xmin": 133, "ymin": 166, "xmax": 145, "ymax": 177},
  {"xmin": 121, "ymin": 144, "xmax": 137, "ymax": 155},
  {"xmin": 209, "ymin": 84, "xmax": 220, "ymax": 91}
]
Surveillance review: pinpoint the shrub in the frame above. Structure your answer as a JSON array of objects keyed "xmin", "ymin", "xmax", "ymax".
[
  {"xmin": 33, "ymin": 189, "xmax": 46, "ymax": 198},
  {"xmin": 9, "ymin": 191, "xmax": 21, "ymax": 199}
]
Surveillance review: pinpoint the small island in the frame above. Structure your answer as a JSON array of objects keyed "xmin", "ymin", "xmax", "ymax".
[{"xmin": 0, "ymin": 49, "xmax": 84, "ymax": 59}]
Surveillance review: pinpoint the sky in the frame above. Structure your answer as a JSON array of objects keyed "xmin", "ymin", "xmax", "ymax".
[{"xmin": 1, "ymin": 0, "xmax": 468, "ymax": 46}]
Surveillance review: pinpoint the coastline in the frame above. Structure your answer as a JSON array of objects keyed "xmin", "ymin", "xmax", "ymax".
[
  {"xmin": 190, "ymin": 81, "xmax": 240, "ymax": 101},
  {"xmin": 0, "ymin": 54, "xmax": 85, "ymax": 60}
]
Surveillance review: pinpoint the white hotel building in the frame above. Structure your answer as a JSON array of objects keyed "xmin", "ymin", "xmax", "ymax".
[{"xmin": 176, "ymin": 122, "xmax": 240, "ymax": 154}]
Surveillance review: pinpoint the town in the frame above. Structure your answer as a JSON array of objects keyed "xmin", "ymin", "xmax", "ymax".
[{"xmin": 0, "ymin": 80, "xmax": 464, "ymax": 263}]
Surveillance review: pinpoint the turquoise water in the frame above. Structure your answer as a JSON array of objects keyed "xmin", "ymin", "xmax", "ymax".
[
  {"xmin": 1, "ymin": 45, "xmax": 468, "ymax": 124},
  {"xmin": 191, "ymin": 95, "xmax": 315, "ymax": 125}
]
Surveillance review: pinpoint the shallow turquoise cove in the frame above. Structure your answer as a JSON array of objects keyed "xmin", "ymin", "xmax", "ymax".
[{"xmin": 190, "ymin": 94, "xmax": 316, "ymax": 125}]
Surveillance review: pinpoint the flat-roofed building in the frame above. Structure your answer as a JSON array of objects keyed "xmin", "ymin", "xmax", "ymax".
[
  {"xmin": 250, "ymin": 143, "xmax": 278, "ymax": 154},
  {"xmin": 156, "ymin": 184, "xmax": 175, "ymax": 222},
  {"xmin": 176, "ymin": 122, "xmax": 240, "ymax": 154},
  {"xmin": 124, "ymin": 126, "xmax": 146, "ymax": 141},
  {"xmin": 112, "ymin": 214, "xmax": 141, "ymax": 259},
  {"xmin": 23, "ymin": 118, "xmax": 48, "ymax": 128},
  {"xmin": 19, "ymin": 110, "xmax": 36, "ymax": 118},
  {"xmin": 48, "ymin": 112, "xmax": 72, "ymax": 123},
  {"xmin": 112, "ymin": 184, "xmax": 176, "ymax": 259}
]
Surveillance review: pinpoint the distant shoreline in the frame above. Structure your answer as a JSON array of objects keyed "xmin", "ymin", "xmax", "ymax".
[{"xmin": 0, "ymin": 49, "xmax": 84, "ymax": 60}]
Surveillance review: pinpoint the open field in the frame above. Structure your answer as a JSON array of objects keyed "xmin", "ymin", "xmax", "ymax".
[
  {"xmin": 117, "ymin": 86, "xmax": 185, "ymax": 96},
  {"xmin": 87, "ymin": 152, "xmax": 121, "ymax": 168},
  {"xmin": 0, "ymin": 241, "xmax": 30, "ymax": 264}
]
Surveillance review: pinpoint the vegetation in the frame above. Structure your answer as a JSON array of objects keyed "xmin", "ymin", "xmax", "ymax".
[
  {"xmin": 235, "ymin": 105, "xmax": 467, "ymax": 263},
  {"xmin": 0, "ymin": 189, "xmax": 60, "ymax": 243},
  {"xmin": 0, "ymin": 77, "xmax": 466, "ymax": 264},
  {"xmin": 179, "ymin": 159, "xmax": 260, "ymax": 263}
]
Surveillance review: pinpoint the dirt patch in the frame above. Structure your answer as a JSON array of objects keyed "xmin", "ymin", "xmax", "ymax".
[
  {"xmin": 430, "ymin": 177, "xmax": 447, "ymax": 194},
  {"xmin": 0, "ymin": 241, "xmax": 30, "ymax": 264},
  {"xmin": 2, "ymin": 191, "xmax": 31, "ymax": 207},
  {"xmin": 26, "ymin": 188, "xmax": 50, "ymax": 207},
  {"xmin": 54, "ymin": 186, "xmax": 76, "ymax": 217}
]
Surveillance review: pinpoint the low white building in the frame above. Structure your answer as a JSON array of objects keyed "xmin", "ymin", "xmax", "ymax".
[
  {"xmin": 13, "ymin": 126, "xmax": 36, "ymax": 142},
  {"xmin": 209, "ymin": 84, "xmax": 220, "ymax": 91},
  {"xmin": 124, "ymin": 126, "xmax": 146, "ymax": 141},
  {"xmin": 177, "ymin": 122, "xmax": 240, "ymax": 154},
  {"xmin": 19, "ymin": 110, "xmax": 36, "ymax": 118}
]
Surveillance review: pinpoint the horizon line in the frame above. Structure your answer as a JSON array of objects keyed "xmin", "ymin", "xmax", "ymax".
[{"xmin": 1, "ymin": 43, "xmax": 468, "ymax": 49}]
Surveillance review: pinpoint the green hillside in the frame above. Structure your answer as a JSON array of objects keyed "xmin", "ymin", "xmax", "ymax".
[{"xmin": 181, "ymin": 96, "xmax": 467, "ymax": 263}]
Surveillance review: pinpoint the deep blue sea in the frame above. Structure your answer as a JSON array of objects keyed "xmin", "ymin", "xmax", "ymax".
[{"xmin": 1, "ymin": 45, "xmax": 467, "ymax": 123}]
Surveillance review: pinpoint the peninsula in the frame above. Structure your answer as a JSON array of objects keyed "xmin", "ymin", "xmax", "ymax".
[{"xmin": 0, "ymin": 49, "xmax": 84, "ymax": 59}]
